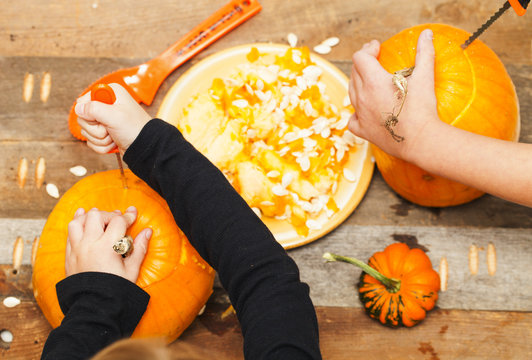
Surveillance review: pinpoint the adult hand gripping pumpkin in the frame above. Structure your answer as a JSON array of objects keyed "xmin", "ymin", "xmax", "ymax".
[
  {"xmin": 324, "ymin": 243, "xmax": 440, "ymax": 327},
  {"xmin": 32, "ymin": 170, "xmax": 215, "ymax": 343},
  {"xmin": 349, "ymin": 24, "xmax": 520, "ymax": 207}
]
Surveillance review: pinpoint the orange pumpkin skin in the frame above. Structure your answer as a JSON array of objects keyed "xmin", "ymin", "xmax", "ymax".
[
  {"xmin": 358, "ymin": 243, "xmax": 440, "ymax": 327},
  {"xmin": 374, "ymin": 24, "xmax": 520, "ymax": 207},
  {"xmin": 32, "ymin": 170, "xmax": 215, "ymax": 343}
]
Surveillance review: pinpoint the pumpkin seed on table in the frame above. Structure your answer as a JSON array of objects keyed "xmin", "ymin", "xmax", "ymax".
[
  {"xmin": 69, "ymin": 165, "xmax": 87, "ymax": 177},
  {"xmin": 313, "ymin": 37, "xmax": 340, "ymax": 55},
  {"xmin": 31, "ymin": 236, "xmax": 40, "ymax": 267},
  {"xmin": 1, "ymin": 330, "xmax": 13, "ymax": 343},
  {"xmin": 35, "ymin": 157, "xmax": 46, "ymax": 189},
  {"xmin": 17, "ymin": 157, "xmax": 28, "ymax": 189},
  {"xmin": 313, "ymin": 44, "xmax": 331, "ymax": 55},
  {"xmin": 439, "ymin": 257, "xmax": 448, "ymax": 292},
  {"xmin": 3, "ymin": 296, "xmax": 21, "ymax": 308},
  {"xmin": 12, "ymin": 236, "xmax": 23, "ymax": 273},
  {"xmin": 469, "ymin": 244, "xmax": 479, "ymax": 275},
  {"xmin": 487, "ymin": 242, "xmax": 497, "ymax": 276},
  {"xmin": 46, "ymin": 183, "xmax": 60, "ymax": 198},
  {"xmin": 40, "ymin": 71, "xmax": 52, "ymax": 103},
  {"xmin": 287, "ymin": 32, "xmax": 298, "ymax": 47},
  {"xmin": 23, "ymin": 73, "xmax": 34, "ymax": 103},
  {"xmin": 321, "ymin": 37, "xmax": 340, "ymax": 47}
]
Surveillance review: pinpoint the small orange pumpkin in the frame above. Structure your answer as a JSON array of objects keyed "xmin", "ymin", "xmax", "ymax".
[
  {"xmin": 324, "ymin": 242, "xmax": 440, "ymax": 327},
  {"xmin": 374, "ymin": 24, "xmax": 520, "ymax": 207},
  {"xmin": 32, "ymin": 169, "xmax": 215, "ymax": 343}
]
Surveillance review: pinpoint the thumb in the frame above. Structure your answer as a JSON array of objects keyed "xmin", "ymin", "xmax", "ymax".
[
  {"xmin": 75, "ymin": 101, "xmax": 115, "ymax": 127},
  {"xmin": 413, "ymin": 29, "xmax": 435, "ymax": 82},
  {"xmin": 126, "ymin": 228, "xmax": 152, "ymax": 272}
]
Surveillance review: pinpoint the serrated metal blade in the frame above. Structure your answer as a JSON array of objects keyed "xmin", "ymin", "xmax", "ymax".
[{"xmin": 461, "ymin": 1, "xmax": 511, "ymax": 49}]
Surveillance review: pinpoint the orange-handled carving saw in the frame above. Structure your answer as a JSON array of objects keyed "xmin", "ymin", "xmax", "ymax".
[
  {"xmin": 69, "ymin": 0, "xmax": 261, "ymax": 140},
  {"xmin": 461, "ymin": 0, "xmax": 529, "ymax": 49}
]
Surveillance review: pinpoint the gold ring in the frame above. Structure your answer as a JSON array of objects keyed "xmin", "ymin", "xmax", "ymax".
[{"xmin": 113, "ymin": 235, "xmax": 133, "ymax": 258}]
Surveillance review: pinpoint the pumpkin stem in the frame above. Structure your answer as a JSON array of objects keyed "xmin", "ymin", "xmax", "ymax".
[{"xmin": 323, "ymin": 252, "xmax": 401, "ymax": 293}]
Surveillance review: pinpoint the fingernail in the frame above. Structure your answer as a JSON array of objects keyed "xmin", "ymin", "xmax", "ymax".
[
  {"xmin": 75, "ymin": 208, "xmax": 85, "ymax": 216},
  {"xmin": 126, "ymin": 206, "xmax": 137, "ymax": 213},
  {"xmin": 113, "ymin": 210, "xmax": 122, "ymax": 214},
  {"xmin": 423, "ymin": 29, "xmax": 433, "ymax": 40},
  {"xmin": 75, "ymin": 102, "xmax": 84, "ymax": 116},
  {"xmin": 145, "ymin": 228, "xmax": 152, "ymax": 239}
]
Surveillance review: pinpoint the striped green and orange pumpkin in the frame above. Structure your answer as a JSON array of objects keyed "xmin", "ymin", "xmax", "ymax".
[{"xmin": 324, "ymin": 242, "xmax": 440, "ymax": 327}]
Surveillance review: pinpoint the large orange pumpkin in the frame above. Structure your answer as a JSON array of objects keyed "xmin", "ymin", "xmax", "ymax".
[
  {"xmin": 32, "ymin": 169, "xmax": 215, "ymax": 343},
  {"xmin": 374, "ymin": 24, "xmax": 520, "ymax": 207}
]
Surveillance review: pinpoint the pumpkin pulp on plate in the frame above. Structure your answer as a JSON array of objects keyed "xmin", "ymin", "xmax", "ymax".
[{"xmin": 175, "ymin": 47, "xmax": 362, "ymax": 237}]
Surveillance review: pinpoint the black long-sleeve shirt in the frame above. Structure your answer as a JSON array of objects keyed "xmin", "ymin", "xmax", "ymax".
[{"xmin": 41, "ymin": 119, "xmax": 321, "ymax": 359}]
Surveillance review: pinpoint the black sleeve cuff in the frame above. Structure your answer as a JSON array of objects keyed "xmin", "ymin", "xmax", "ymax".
[{"xmin": 56, "ymin": 272, "xmax": 150, "ymax": 336}]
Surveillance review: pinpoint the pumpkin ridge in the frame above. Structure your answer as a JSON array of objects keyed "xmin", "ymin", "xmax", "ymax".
[
  {"xmin": 139, "ymin": 256, "xmax": 213, "ymax": 291},
  {"xmin": 399, "ymin": 293, "xmax": 426, "ymax": 326},
  {"xmin": 401, "ymin": 268, "xmax": 440, "ymax": 288},
  {"xmin": 400, "ymin": 267, "xmax": 435, "ymax": 280},
  {"xmin": 450, "ymin": 50, "xmax": 476, "ymax": 126},
  {"xmin": 399, "ymin": 289, "xmax": 429, "ymax": 310},
  {"xmin": 381, "ymin": 242, "xmax": 410, "ymax": 279}
]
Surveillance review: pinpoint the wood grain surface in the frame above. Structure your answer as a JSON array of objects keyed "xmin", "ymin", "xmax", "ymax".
[
  {"xmin": 2, "ymin": 266, "xmax": 531, "ymax": 360},
  {"xmin": 1, "ymin": 0, "xmax": 531, "ymax": 359}
]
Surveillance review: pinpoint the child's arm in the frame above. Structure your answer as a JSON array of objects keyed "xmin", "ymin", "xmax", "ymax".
[
  {"xmin": 41, "ymin": 208, "xmax": 152, "ymax": 360},
  {"xmin": 349, "ymin": 29, "xmax": 532, "ymax": 207},
  {"xmin": 75, "ymin": 88, "xmax": 322, "ymax": 359}
]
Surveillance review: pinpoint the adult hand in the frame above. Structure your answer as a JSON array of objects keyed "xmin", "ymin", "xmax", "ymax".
[
  {"xmin": 348, "ymin": 29, "xmax": 439, "ymax": 162},
  {"xmin": 74, "ymin": 83, "xmax": 151, "ymax": 155},
  {"xmin": 65, "ymin": 206, "xmax": 152, "ymax": 283}
]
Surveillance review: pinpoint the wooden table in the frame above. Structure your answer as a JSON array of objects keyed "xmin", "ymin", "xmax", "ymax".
[{"xmin": 1, "ymin": 1, "xmax": 531, "ymax": 359}]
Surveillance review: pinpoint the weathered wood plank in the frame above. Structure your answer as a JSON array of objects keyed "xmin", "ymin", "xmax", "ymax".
[
  {"xmin": 2, "ymin": 57, "xmax": 531, "ymax": 141},
  {"xmin": 290, "ymin": 225, "xmax": 532, "ymax": 310},
  {"xmin": 3, "ymin": 222, "xmax": 532, "ymax": 311},
  {"xmin": 2, "ymin": 0, "xmax": 531, "ymax": 65},
  {"xmin": 1, "ymin": 295, "xmax": 530, "ymax": 360},
  {"xmin": 2, "ymin": 140, "xmax": 532, "ymax": 226},
  {"xmin": 0, "ymin": 142, "xmax": 118, "ymax": 218},
  {"xmin": 1, "ymin": 56, "xmax": 531, "ymax": 225}
]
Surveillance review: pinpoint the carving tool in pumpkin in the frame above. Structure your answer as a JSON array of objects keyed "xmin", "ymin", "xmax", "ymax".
[
  {"xmin": 461, "ymin": 0, "xmax": 529, "ymax": 49},
  {"xmin": 68, "ymin": 0, "xmax": 261, "ymax": 140},
  {"xmin": 89, "ymin": 83, "xmax": 128, "ymax": 189}
]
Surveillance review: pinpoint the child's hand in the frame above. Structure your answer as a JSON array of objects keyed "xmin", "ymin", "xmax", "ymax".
[
  {"xmin": 74, "ymin": 84, "xmax": 151, "ymax": 155},
  {"xmin": 348, "ymin": 29, "xmax": 439, "ymax": 162},
  {"xmin": 65, "ymin": 206, "xmax": 152, "ymax": 283}
]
